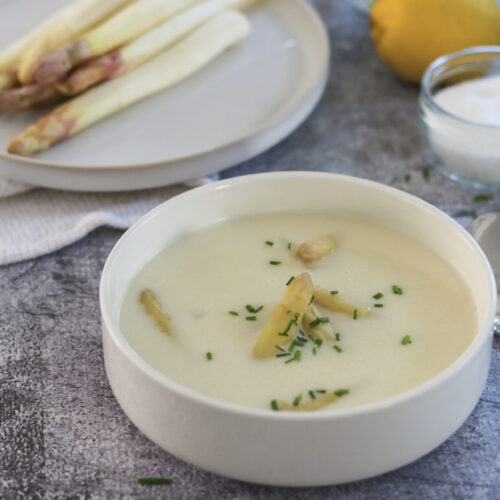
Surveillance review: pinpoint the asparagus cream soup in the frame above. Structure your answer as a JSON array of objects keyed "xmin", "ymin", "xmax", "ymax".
[{"xmin": 120, "ymin": 212, "xmax": 477, "ymax": 411}]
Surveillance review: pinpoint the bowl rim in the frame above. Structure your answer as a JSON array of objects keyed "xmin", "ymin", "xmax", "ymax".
[
  {"xmin": 420, "ymin": 45, "xmax": 500, "ymax": 130},
  {"xmin": 100, "ymin": 171, "xmax": 497, "ymax": 421}
]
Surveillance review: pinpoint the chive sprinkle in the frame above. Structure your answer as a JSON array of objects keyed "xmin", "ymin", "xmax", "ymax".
[
  {"xmin": 269, "ymin": 261, "xmax": 282, "ymax": 265},
  {"xmin": 254, "ymin": 305, "xmax": 263, "ymax": 313},
  {"xmin": 392, "ymin": 285, "xmax": 403, "ymax": 295},
  {"xmin": 309, "ymin": 295, "xmax": 315, "ymax": 305},
  {"xmin": 312, "ymin": 347, "xmax": 317, "ymax": 355},
  {"xmin": 474, "ymin": 194, "xmax": 494, "ymax": 202},
  {"xmin": 246, "ymin": 315, "xmax": 257, "ymax": 321},
  {"xmin": 314, "ymin": 338, "xmax": 323, "ymax": 348},
  {"xmin": 276, "ymin": 345, "xmax": 286, "ymax": 352},
  {"xmin": 286, "ymin": 276, "xmax": 295, "ymax": 286},
  {"xmin": 138, "ymin": 478, "xmax": 173, "ymax": 486},
  {"xmin": 333, "ymin": 345, "xmax": 342, "ymax": 353},
  {"xmin": 330, "ymin": 290, "xmax": 338, "ymax": 295},
  {"xmin": 353, "ymin": 309, "xmax": 358, "ymax": 320},
  {"xmin": 404, "ymin": 173, "xmax": 411, "ymax": 183},
  {"xmin": 285, "ymin": 350, "xmax": 302, "ymax": 364},
  {"xmin": 374, "ymin": 303, "xmax": 384, "ymax": 308},
  {"xmin": 246, "ymin": 304, "xmax": 263, "ymax": 313},
  {"xmin": 309, "ymin": 390, "xmax": 316, "ymax": 399},
  {"xmin": 373, "ymin": 292, "xmax": 383, "ymax": 300},
  {"xmin": 293, "ymin": 394, "xmax": 302, "ymax": 406},
  {"xmin": 315, "ymin": 389, "xmax": 326, "ymax": 394},
  {"xmin": 335, "ymin": 332, "xmax": 341, "ymax": 341},
  {"xmin": 279, "ymin": 313, "xmax": 299, "ymax": 337},
  {"xmin": 229, "ymin": 311, "xmax": 239, "ymax": 316},
  {"xmin": 206, "ymin": 352, "xmax": 213, "ymax": 361},
  {"xmin": 271, "ymin": 400, "xmax": 280, "ymax": 411},
  {"xmin": 401, "ymin": 335, "xmax": 412, "ymax": 345},
  {"xmin": 422, "ymin": 166, "xmax": 430, "ymax": 181},
  {"xmin": 309, "ymin": 317, "xmax": 330, "ymax": 328},
  {"xmin": 334, "ymin": 389, "xmax": 349, "ymax": 397},
  {"xmin": 265, "ymin": 240, "xmax": 274, "ymax": 246},
  {"xmin": 276, "ymin": 352, "xmax": 291, "ymax": 358},
  {"xmin": 287, "ymin": 242, "xmax": 292, "ymax": 250}
]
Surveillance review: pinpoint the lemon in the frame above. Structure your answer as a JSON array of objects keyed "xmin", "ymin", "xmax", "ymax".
[{"xmin": 370, "ymin": 0, "xmax": 500, "ymax": 82}]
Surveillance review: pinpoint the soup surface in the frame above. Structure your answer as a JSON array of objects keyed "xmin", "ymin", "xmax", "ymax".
[{"xmin": 120, "ymin": 212, "xmax": 477, "ymax": 411}]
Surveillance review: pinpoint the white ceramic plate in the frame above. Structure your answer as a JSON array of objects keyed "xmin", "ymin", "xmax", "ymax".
[{"xmin": 0, "ymin": 0, "xmax": 329, "ymax": 191}]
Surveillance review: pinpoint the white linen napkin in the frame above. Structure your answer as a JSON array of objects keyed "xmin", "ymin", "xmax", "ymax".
[{"xmin": 0, "ymin": 175, "xmax": 218, "ymax": 266}]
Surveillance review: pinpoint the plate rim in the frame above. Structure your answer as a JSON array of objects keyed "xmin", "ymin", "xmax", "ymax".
[{"xmin": 0, "ymin": 0, "xmax": 330, "ymax": 172}]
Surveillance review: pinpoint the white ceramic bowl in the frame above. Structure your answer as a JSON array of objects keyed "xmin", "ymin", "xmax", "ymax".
[{"xmin": 100, "ymin": 172, "xmax": 496, "ymax": 486}]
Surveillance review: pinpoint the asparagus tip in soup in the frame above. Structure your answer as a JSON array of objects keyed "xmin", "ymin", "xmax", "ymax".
[{"xmin": 140, "ymin": 289, "xmax": 173, "ymax": 337}]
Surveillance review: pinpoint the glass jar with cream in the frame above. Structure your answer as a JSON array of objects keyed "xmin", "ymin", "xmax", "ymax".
[{"xmin": 419, "ymin": 46, "xmax": 500, "ymax": 188}]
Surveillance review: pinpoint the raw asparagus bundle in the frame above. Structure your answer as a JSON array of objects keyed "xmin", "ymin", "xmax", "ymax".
[
  {"xmin": 18, "ymin": 0, "xmax": 134, "ymax": 84},
  {"xmin": 31, "ymin": 0, "xmax": 204, "ymax": 84},
  {"xmin": 56, "ymin": 0, "xmax": 257, "ymax": 96},
  {"xmin": 8, "ymin": 11, "xmax": 250, "ymax": 156}
]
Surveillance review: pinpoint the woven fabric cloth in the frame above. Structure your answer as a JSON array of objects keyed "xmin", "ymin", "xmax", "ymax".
[{"xmin": 0, "ymin": 175, "xmax": 217, "ymax": 266}]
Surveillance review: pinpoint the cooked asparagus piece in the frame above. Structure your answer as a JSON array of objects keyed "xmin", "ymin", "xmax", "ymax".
[
  {"xmin": 302, "ymin": 304, "xmax": 336, "ymax": 341},
  {"xmin": 313, "ymin": 287, "xmax": 370, "ymax": 317},
  {"xmin": 253, "ymin": 273, "xmax": 313, "ymax": 359},
  {"xmin": 18, "ymin": 0, "xmax": 134, "ymax": 84},
  {"xmin": 8, "ymin": 11, "xmax": 251, "ymax": 157},
  {"xmin": 140, "ymin": 289, "xmax": 173, "ymax": 337},
  {"xmin": 277, "ymin": 393, "xmax": 338, "ymax": 412},
  {"xmin": 32, "ymin": 0, "xmax": 204, "ymax": 84},
  {"xmin": 0, "ymin": 0, "xmax": 102, "ymax": 87},
  {"xmin": 56, "ymin": 0, "xmax": 258, "ymax": 96},
  {"xmin": 297, "ymin": 235, "xmax": 337, "ymax": 263},
  {"xmin": 0, "ymin": 83, "xmax": 59, "ymax": 112}
]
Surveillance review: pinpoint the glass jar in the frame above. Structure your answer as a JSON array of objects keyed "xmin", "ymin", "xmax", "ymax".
[{"xmin": 419, "ymin": 46, "xmax": 500, "ymax": 188}]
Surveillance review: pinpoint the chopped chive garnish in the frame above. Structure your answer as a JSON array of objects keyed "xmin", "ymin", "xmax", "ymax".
[
  {"xmin": 287, "ymin": 242, "xmax": 292, "ymax": 250},
  {"xmin": 330, "ymin": 290, "xmax": 338, "ymax": 295},
  {"xmin": 293, "ymin": 394, "xmax": 302, "ymax": 406},
  {"xmin": 315, "ymin": 389, "xmax": 326, "ymax": 394},
  {"xmin": 333, "ymin": 345, "xmax": 342, "ymax": 353},
  {"xmin": 276, "ymin": 345, "xmax": 286, "ymax": 352},
  {"xmin": 269, "ymin": 261, "xmax": 282, "ymax": 265},
  {"xmin": 313, "ymin": 347, "xmax": 317, "ymax": 355},
  {"xmin": 374, "ymin": 303, "xmax": 384, "ymax": 308},
  {"xmin": 206, "ymin": 352, "xmax": 213, "ymax": 360},
  {"xmin": 271, "ymin": 400, "xmax": 280, "ymax": 411},
  {"xmin": 265, "ymin": 240, "xmax": 274, "ymax": 246},
  {"xmin": 229, "ymin": 311, "xmax": 239, "ymax": 316},
  {"xmin": 297, "ymin": 336, "xmax": 308, "ymax": 344},
  {"xmin": 422, "ymin": 166, "xmax": 430, "ymax": 181},
  {"xmin": 373, "ymin": 292, "xmax": 383, "ymax": 300},
  {"xmin": 404, "ymin": 173, "xmax": 411, "ymax": 183},
  {"xmin": 335, "ymin": 332, "xmax": 341, "ymax": 341},
  {"xmin": 295, "ymin": 340, "xmax": 305, "ymax": 347},
  {"xmin": 314, "ymin": 338, "xmax": 323, "ymax": 347},
  {"xmin": 474, "ymin": 194, "xmax": 494, "ymax": 202},
  {"xmin": 392, "ymin": 285, "xmax": 403, "ymax": 295},
  {"xmin": 309, "ymin": 295, "xmax": 315, "ymax": 305},
  {"xmin": 285, "ymin": 350, "xmax": 302, "ymax": 364},
  {"xmin": 309, "ymin": 390, "xmax": 316, "ymax": 399},
  {"xmin": 246, "ymin": 315, "xmax": 257, "ymax": 321},
  {"xmin": 138, "ymin": 478, "xmax": 173, "ymax": 486},
  {"xmin": 334, "ymin": 389, "xmax": 349, "ymax": 397},
  {"xmin": 309, "ymin": 317, "xmax": 330, "ymax": 328},
  {"xmin": 353, "ymin": 309, "xmax": 358, "ymax": 320},
  {"xmin": 279, "ymin": 312, "xmax": 299, "ymax": 337},
  {"xmin": 286, "ymin": 276, "xmax": 295, "ymax": 286},
  {"xmin": 254, "ymin": 305, "xmax": 263, "ymax": 313},
  {"xmin": 276, "ymin": 352, "xmax": 291, "ymax": 358},
  {"xmin": 246, "ymin": 304, "xmax": 263, "ymax": 313},
  {"xmin": 401, "ymin": 335, "xmax": 412, "ymax": 345}
]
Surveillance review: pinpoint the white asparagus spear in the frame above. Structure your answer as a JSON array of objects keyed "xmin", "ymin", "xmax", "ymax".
[
  {"xmin": 18, "ymin": 0, "xmax": 134, "ymax": 84},
  {"xmin": 56, "ymin": 0, "xmax": 258, "ymax": 96},
  {"xmin": 8, "ymin": 11, "xmax": 251, "ymax": 156},
  {"xmin": 0, "ymin": 0, "xmax": 105, "ymax": 88},
  {"xmin": 32, "ymin": 0, "xmax": 204, "ymax": 84}
]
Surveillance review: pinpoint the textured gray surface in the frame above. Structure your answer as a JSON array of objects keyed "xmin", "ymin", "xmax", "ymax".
[{"xmin": 1, "ymin": 1, "xmax": 500, "ymax": 498}]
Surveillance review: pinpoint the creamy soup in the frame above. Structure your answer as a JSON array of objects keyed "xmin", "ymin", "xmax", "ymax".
[{"xmin": 120, "ymin": 212, "xmax": 477, "ymax": 411}]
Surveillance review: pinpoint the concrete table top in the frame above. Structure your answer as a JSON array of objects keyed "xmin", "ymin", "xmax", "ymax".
[{"xmin": 1, "ymin": 1, "xmax": 499, "ymax": 498}]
